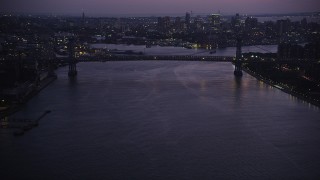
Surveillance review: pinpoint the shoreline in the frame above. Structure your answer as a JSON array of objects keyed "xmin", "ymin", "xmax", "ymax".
[
  {"xmin": 243, "ymin": 68, "xmax": 320, "ymax": 108},
  {"xmin": 0, "ymin": 75, "xmax": 57, "ymax": 119}
]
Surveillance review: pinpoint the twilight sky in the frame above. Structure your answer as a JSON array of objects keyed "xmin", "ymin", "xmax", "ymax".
[{"xmin": 1, "ymin": 0, "xmax": 319, "ymax": 16}]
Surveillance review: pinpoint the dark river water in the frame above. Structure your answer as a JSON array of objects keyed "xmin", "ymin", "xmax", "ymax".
[{"xmin": 1, "ymin": 61, "xmax": 320, "ymax": 179}]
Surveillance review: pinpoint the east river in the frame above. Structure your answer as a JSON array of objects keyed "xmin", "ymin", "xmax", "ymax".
[
  {"xmin": 90, "ymin": 44, "xmax": 279, "ymax": 56},
  {"xmin": 1, "ymin": 58, "xmax": 320, "ymax": 179}
]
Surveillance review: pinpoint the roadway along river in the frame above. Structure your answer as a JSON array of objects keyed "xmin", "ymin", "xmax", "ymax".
[{"xmin": 1, "ymin": 61, "xmax": 320, "ymax": 179}]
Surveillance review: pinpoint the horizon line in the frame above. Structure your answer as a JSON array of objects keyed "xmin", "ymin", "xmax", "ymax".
[{"xmin": 1, "ymin": 11, "xmax": 319, "ymax": 18}]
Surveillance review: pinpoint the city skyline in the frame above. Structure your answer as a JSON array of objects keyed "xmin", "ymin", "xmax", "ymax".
[{"xmin": 1, "ymin": 0, "xmax": 320, "ymax": 16}]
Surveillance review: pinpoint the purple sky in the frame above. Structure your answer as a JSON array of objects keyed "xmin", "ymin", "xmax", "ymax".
[{"xmin": 1, "ymin": 0, "xmax": 319, "ymax": 16}]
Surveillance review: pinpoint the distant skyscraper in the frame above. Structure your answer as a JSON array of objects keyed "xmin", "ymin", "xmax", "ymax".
[
  {"xmin": 82, "ymin": 11, "xmax": 85, "ymax": 26},
  {"xmin": 175, "ymin": 17, "xmax": 181, "ymax": 24},
  {"xmin": 277, "ymin": 19, "xmax": 290, "ymax": 36},
  {"xmin": 231, "ymin": 13, "xmax": 241, "ymax": 29},
  {"xmin": 194, "ymin": 16, "xmax": 204, "ymax": 31},
  {"xmin": 185, "ymin": 12, "xmax": 191, "ymax": 30},
  {"xmin": 209, "ymin": 14, "xmax": 221, "ymax": 27},
  {"xmin": 245, "ymin": 17, "xmax": 258, "ymax": 30},
  {"xmin": 158, "ymin": 16, "xmax": 171, "ymax": 33},
  {"xmin": 301, "ymin": 18, "xmax": 307, "ymax": 28},
  {"xmin": 174, "ymin": 17, "xmax": 183, "ymax": 31}
]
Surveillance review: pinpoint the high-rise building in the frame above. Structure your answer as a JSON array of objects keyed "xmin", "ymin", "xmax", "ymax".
[
  {"xmin": 158, "ymin": 16, "xmax": 171, "ymax": 32},
  {"xmin": 245, "ymin": 17, "xmax": 258, "ymax": 30},
  {"xmin": 175, "ymin": 17, "xmax": 181, "ymax": 26},
  {"xmin": 81, "ymin": 11, "xmax": 86, "ymax": 27},
  {"xmin": 194, "ymin": 16, "xmax": 204, "ymax": 31},
  {"xmin": 301, "ymin": 18, "xmax": 307, "ymax": 28},
  {"xmin": 277, "ymin": 19, "xmax": 290, "ymax": 36},
  {"xmin": 231, "ymin": 13, "xmax": 241, "ymax": 28},
  {"xmin": 174, "ymin": 17, "xmax": 183, "ymax": 31},
  {"xmin": 209, "ymin": 14, "xmax": 221, "ymax": 27},
  {"xmin": 185, "ymin": 12, "xmax": 191, "ymax": 30}
]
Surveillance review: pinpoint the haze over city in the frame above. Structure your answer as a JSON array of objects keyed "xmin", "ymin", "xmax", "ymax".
[{"xmin": 1, "ymin": 0, "xmax": 320, "ymax": 16}]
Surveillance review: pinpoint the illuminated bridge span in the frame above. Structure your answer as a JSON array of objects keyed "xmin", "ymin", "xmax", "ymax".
[
  {"xmin": 66, "ymin": 38, "xmax": 242, "ymax": 77},
  {"xmin": 76, "ymin": 55, "xmax": 235, "ymax": 62}
]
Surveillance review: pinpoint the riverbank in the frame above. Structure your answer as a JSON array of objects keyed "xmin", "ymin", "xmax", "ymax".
[
  {"xmin": 0, "ymin": 75, "xmax": 57, "ymax": 119},
  {"xmin": 243, "ymin": 67, "xmax": 320, "ymax": 108}
]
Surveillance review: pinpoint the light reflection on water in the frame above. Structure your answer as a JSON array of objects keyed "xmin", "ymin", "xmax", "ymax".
[{"xmin": 0, "ymin": 61, "xmax": 319, "ymax": 179}]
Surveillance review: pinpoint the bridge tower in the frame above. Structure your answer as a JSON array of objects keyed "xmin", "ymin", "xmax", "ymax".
[
  {"xmin": 68, "ymin": 38, "xmax": 77, "ymax": 77},
  {"xmin": 234, "ymin": 37, "xmax": 243, "ymax": 77}
]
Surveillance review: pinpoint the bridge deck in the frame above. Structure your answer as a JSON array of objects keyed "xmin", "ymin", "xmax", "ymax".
[
  {"xmin": 57, "ymin": 55, "xmax": 318, "ymax": 64},
  {"xmin": 75, "ymin": 55, "xmax": 235, "ymax": 62}
]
